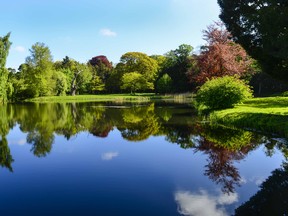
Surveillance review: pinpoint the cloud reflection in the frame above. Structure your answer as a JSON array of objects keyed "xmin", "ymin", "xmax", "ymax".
[
  {"xmin": 175, "ymin": 190, "xmax": 238, "ymax": 216},
  {"xmin": 101, "ymin": 152, "xmax": 119, "ymax": 161}
]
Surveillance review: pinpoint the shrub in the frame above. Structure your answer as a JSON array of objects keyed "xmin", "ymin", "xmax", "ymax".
[{"xmin": 196, "ymin": 76, "xmax": 253, "ymax": 110}]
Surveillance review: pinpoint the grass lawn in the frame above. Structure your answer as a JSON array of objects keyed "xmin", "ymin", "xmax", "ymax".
[
  {"xmin": 209, "ymin": 97, "xmax": 288, "ymax": 137},
  {"xmin": 25, "ymin": 93, "xmax": 194, "ymax": 103}
]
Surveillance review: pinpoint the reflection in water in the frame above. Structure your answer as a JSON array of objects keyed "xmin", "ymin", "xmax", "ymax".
[
  {"xmin": 235, "ymin": 163, "xmax": 288, "ymax": 216},
  {"xmin": 175, "ymin": 190, "xmax": 238, "ymax": 216},
  {"xmin": 0, "ymin": 103, "xmax": 287, "ymax": 172},
  {"xmin": 101, "ymin": 152, "xmax": 119, "ymax": 161},
  {"xmin": 193, "ymin": 126, "xmax": 257, "ymax": 194},
  {"xmin": 0, "ymin": 102, "xmax": 287, "ymax": 215},
  {"xmin": 0, "ymin": 136, "xmax": 14, "ymax": 172}
]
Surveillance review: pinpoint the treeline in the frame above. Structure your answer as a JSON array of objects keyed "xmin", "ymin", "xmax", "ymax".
[{"xmin": 1, "ymin": 22, "xmax": 258, "ymax": 102}]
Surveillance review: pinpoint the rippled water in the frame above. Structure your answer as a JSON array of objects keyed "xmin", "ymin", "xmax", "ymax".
[{"xmin": 0, "ymin": 102, "xmax": 287, "ymax": 215}]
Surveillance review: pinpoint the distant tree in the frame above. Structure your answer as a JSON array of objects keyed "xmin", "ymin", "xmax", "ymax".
[
  {"xmin": 119, "ymin": 52, "xmax": 158, "ymax": 89},
  {"xmin": 24, "ymin": 42, "xmax": 55, "ymax": 97},
  {"xmin": 107, "ymin": 52, "xmax": 158, "ymax": 93},
  {"xmin": 218, "ymin": 0, "xmax": 288, "ymax": 80},
  {"xmin": 0, "ymin": 33, "xmax": 12, "ymax": 103},
  {"xmin": 163, "ymin": 44, "xmax": 195, "ymax": 92},
  {"xmin": 121, "ymin": 72, "xmax": 153, "ymax": 94},
  {"xmin": 156, "ymin": 73, "xmax": 173, "ymax": 93},
  {"xmin": 57, "ymin": 56, "xmax": 92, "ymax": 95},
  {"xmin": 187, "ymin": 23, "xmax": 253, "ymax": 85},
  {"xmin": 88, "ymin": 55, "xmax": 113, "ymax": 93}
]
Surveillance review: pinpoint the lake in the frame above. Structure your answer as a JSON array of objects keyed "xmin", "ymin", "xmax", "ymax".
[{"xmin": 0, "ymin": 102, "xmax": 287, "ymax": 216}]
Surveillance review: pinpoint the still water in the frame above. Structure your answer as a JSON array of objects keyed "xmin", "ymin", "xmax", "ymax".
[{"xmin": 0, "ymin": 102, "xmax": 287, "ymax": 216}]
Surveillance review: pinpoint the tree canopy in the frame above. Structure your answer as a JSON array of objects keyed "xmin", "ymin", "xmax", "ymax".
[
  {"xmin": 218, "ymin": 0, "xmax": 288, "ymax": 80},
  {"xmin": 0, "ymin": 33, "xmax": 12, "ymax": 103},
  {"xmin": 187, "ymin": 23, "xmax": 253, "ymax": 85}
]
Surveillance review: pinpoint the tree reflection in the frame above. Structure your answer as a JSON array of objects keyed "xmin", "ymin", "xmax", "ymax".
[
  {"xmin": 0, "ymin": 136, "xmax": 14, "ymax": 172},
  {"xmin": 27, "ymin": 130, "xmax": 54, "ymax": 157},
  {"xmin": 0, "ymin": 101, "xmax": 287, "ymax": 199},
  {"xmin": 235, "ymin": 162, "xmax": 288, "ymax": 216},
  {"xmin": 194, "ymin": 126, "xmax": 257, "ymax": 193},
  {"xmin": 0, "ymin": 105, "xmax": 14, "ymax": 171}
]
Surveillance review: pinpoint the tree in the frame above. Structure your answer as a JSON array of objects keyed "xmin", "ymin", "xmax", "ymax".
[
  {"xmin": 24, "ymin": 42, "xmax": 55, "ymax": 97},
  {"xmin": 187, "ymin": 23, "xmax": 253, "ymax": 85},
  {"xmin": 155, "ymin": 73, "xmax": 173, "ymax": 93},
  {"xmin": 118, "ymin": 52, "xmax": 158, "ymax": 90},
  {"xmin": 57, "ymin": 56, "xmax": 92, "ymax": 95},
  {"xmin": 0, "ymin": 33, "xmax": 12, "ymax": 103},
  {"xmin": 163, "ymin": 44, "xmax": 195, "ymax": 92},
  {"xmin": 121, "ymin": 72, "xmax": 153, "ymax": 94},
  {"xmin": 218, "ymin": 0, "xmax": 288, "ymax": 80},
  {"xmin": 88, "ymin": 55, "xmax": 113, "ymax": 93}
]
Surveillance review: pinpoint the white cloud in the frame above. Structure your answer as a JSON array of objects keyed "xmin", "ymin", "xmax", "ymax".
[
  {"xmin": 14, "ymin": 46, "xmax": 26, "ymax": 53},
  {"xmin": 175, "ymin": 190, "xmax": 238, "ymax": 216},
  {"xmin": 100, "ymin": 28, "xmax": 117, "ymax": 37},
  {"xmin": 101, "ymin": 152, "xmax": 119, "ymax": 161},
  {"xmin": 8, "ymin": 139, "xmax": 26, "ymax": 146}
]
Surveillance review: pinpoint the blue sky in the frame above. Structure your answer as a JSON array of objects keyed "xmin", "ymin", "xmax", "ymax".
[{"xmin": 0, "ymin": 0, "xmax": 220, "ymax": 68}]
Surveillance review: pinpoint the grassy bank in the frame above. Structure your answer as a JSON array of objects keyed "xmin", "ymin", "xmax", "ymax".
[
  {"xmin": 209, "ymin": 97, "xmax": 288, "ymax": 137},
  {"xmin": 24, "ymin": 93, "xmax": 194, "ymax": 103}
]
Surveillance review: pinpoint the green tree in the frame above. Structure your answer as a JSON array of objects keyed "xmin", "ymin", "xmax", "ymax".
[
  {"xmin": 56, "ymin": 56, "xmax": 92, "ymax": 95},
  {"xmin": 155, "ymin": 73, "xmax": 173, "ymax": 93},
  {"xmin": 0, "ymin": 33, "xmax": 12, "ymax": 104},
  {"xmin": 118, "ymin": 52, "xmax": 158, "ymax": 91},
  {"xmin": 218, "ymin": 0, "xmax": 288, "ymax": 80},
  {"xmin": 121, "ymin": 72, "xmax": 153, "ymax": 94},
  {"xmin": 163, "ymin": 44, "xmax": 195, "ymax": 92},
  {"xmin": 24, "ymin": 42, "xmax": 55, "ymax": 97}
]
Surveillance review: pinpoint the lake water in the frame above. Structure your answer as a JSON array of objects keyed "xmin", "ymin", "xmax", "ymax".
[{"xmin": 0, "ymin": 102, "xmax": 287, "ymax": 216}]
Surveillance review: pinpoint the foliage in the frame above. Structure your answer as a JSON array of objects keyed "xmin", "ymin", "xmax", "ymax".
[
  {"xmin": 57, "ymin": 56, "xmax": 92, "ymax": 95},
  {"xmin": 88, "ymin": 55, "xmax": 113, "ymax": 92},
  {"xmin": 196, "ymin": 76, "xmax": 253, "ymax": 110},
  {"xmin": 121, "ymin": 72, "xmax": 153, "ymax": 93},
  {"xmin": 163, "ymin": 44, "xmax": 195, "ymax": 92},
  {"xmin": 0, "ymin": 33, "xmax": 12, "ymax": 103},
  {"xmin": 24, "ymin": 42, "xmax": 56, "ymax": 97},
  {"xmin": 155, "ymin": 73, "xmax": 173, "ymax": 93},
  {"xmin": 218, "ymin": 0, "xmax": 288, "ymax": 80},
  {"xmin": 53, "ymin": 71, "xmax": 68, "ymax": 96},
  {"xmin": 235, "ymin": 163, "xmax": 288, "ymax": 216},
  {"xmin": 187, "ymin": 22, "xmax": 254, "ymax": 85}
]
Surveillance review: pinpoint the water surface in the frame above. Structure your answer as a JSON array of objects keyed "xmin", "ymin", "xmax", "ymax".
[{"xmin": 0, "ymin": 102, "xmax": 287, "ymax": 215}]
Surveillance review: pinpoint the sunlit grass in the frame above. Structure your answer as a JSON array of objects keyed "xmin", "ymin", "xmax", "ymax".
[
  {"xmin": 210, "ymin": 97, "xmax": 288, "ymax": 136},
  {"xmin": 24, "ymin": 93, "xmax": 194, "ymax": 103}
]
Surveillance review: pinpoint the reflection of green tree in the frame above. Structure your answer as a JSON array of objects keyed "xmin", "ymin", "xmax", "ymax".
[
  {"xmin": 27, "ymin": 130, "xmax": 54, "ymax": 157},
  {"xmin": 0, "ymin": 136, "xmax": 14, "ymax": 172},
  {"xmin": 235, "ymin": 163, "xmax": 288, "ymax": 216},
  {"xmin": 0, "ymin": 105, "xmax": 14, "ymax": 171},
  {"xmin": 118, "ymin": 104, "xmax": 160, "ymax": 141},
  {"xmin": 262, "ymin": 137, "xmax": 288, "ymax": 160},
  {"xmin": 164, "ymin": 125, "xmax": 196, "ymax": 149},
  {"xmin": 201, "ymin": 125, "xmax": 254, "ymax": 151},
  {"xmin": 196, "ymin": 126, "xmax": 258, "ymax": 193}
]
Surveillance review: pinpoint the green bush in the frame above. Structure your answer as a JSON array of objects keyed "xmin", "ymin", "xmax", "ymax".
[{"xmin": 196, "ymin": 76, "xmax": 253, "ymax": 110}]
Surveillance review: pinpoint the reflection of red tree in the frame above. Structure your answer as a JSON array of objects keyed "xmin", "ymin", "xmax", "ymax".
[
  {"xmin": 196, "ymin": 140, "xmax": 252, "ymax": 193},
  {"xmin": 90, "ymin": 125, "xmax": 113, "ymax": 138}
]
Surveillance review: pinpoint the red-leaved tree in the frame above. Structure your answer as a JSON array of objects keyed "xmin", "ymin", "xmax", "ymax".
[{"xmin": 187, "ymin": 22, "xmax": 254, "ymax": 85}]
